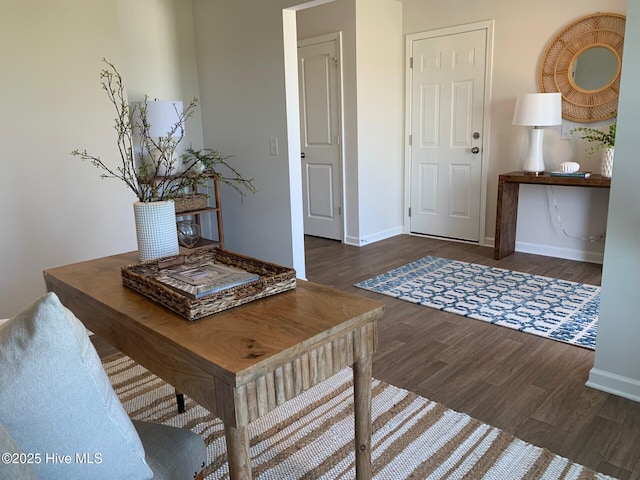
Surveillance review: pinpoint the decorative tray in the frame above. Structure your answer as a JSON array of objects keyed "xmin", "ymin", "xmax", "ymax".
[{"xmin": 121, "ymin": 246, "xmax": 296, "ymax": 321}]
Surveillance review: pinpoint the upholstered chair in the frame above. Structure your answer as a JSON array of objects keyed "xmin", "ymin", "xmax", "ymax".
[{"xmin": 0, "ymin": 293, "xmax": 207, "ymax": 480}]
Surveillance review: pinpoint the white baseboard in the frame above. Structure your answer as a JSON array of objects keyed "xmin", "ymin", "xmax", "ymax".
[
  {"xmin": 586, "ymin": 368, "xmax": 640, "ymax": 402},
  {"xmin": 483, "ymin": 236, "xmax": 603, "ymax": 264},
  {"xmin": 345, "ymin": 226, "xmax": 403, "ymax": 247},
  {"xmin": 408, "ymin": 232, "xmax": 483, "ymax": 247},
  {"xmin": 344, "ymin": 235, "xmax": 362, "ymax": 246},
  {"xmin": 514, "ymin": 240, "xmax": 604, "ymax": 264}
]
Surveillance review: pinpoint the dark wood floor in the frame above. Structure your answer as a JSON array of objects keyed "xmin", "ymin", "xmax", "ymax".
[
  {"xmin": 303, "ymin": 234, "xmax": 640, "ymax": 480},
  {"xmin": 93, "ymin": 234, "xmax": 640, "ymax": 478}
]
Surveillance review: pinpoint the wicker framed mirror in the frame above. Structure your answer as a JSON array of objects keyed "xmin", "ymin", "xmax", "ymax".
[{"xmin": 539, "ymin": 12, "xmax": 625, "ymax": 123}]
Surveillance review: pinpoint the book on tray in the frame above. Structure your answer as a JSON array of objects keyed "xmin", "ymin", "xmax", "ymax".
[
  {"xmin": 549, "ymin": 171, "xmax": 591, "ymax": 178},
  {"xmin": 155, "ymin": 262, "xmax": 260, "ymax": 299}
]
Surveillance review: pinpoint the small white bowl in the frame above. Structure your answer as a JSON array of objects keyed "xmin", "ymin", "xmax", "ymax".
[{"xmin": 560, "ymin": 161, "xmax": 580, "ymax": 173}]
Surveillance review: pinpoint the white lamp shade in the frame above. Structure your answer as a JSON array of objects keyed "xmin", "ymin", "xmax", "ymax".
[
  {"xmin": 145, "ymin": 100, "xmax": 184, "ymax": 138},
  {"xmin": 512, "ymin": 93, "xmax": 562, "ymax": 127}
]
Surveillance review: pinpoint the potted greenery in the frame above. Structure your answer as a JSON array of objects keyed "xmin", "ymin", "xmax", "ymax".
[
  {"xmin": 72, "ymin": 60, "xmax": 254, "ymax": 260},
  {"xmin": 181, "ymin": 148, "xmax": 256, "ymax": 197},
  {"xmin": 570, "ymin": 122, "xmax": 616, "ymax": 178},
  {"xmin": 173, "ymin": 148, "xmax": 256, "ymax": 214},
  {"xmin": 172, "ymin": 149, "xmax": 256, "ymax": 213}
]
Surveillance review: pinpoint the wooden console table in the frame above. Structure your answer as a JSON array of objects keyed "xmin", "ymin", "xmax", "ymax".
[{"xmin": 494, "ymin": 171, "xmax": 611, "ymax": 260}]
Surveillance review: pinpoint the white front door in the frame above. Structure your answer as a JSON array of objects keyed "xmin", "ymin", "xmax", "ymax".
[
  {"xmin": 298, "ymin": 35, "xmax": 343, "ymax": 241},
  {"xmin": 409, "ymin": 28, "xmax": 487, "ymax": 242}
]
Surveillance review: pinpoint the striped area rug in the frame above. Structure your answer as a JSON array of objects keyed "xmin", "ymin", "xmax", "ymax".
[
  {"xmin": 104, "ymin": 355, "xmax": 612, "ymax": 480},
  {"xmin": 355, "ymin": 256, "xmax": 600, "ymax": 349}
]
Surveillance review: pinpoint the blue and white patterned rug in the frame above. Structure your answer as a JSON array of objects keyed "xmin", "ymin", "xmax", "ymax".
[{"xmin": 355, "ymin": 256, "xmax": 600, "ymax": 349}]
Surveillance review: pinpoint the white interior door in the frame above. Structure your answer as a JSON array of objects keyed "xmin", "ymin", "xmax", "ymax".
[
  {"xmin": 298, "ymin": 35, "xmax": 342, "ymax": 241},
  {"xmin": 409, "ymin": 28, "xmax": 487, "ymax": 242}
]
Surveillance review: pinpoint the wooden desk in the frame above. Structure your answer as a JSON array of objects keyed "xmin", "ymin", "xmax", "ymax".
[
  {"xmin": 494, "ymin": 171, "xmax": 611, "ymax": 260},
  {"xmin": 44, "ymin": 252, "xmax": 384, "ymax": 480}
]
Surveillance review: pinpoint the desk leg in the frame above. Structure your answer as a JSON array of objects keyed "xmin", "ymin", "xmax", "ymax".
[
  {"xmin": 494, "ymin": 178, "xmax": 519, "ymax": 260},
  {"xmin": 353, "ymin": 354, "xmax": 373, "ymax": 480},
  {"xmin": 224, "ymin": 423, "xmax": 251, "ymax": 480}
]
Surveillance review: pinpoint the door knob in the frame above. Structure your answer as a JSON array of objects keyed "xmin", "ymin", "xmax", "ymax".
[{"xmin": 471, "ymin": 147, "xmax": 480, "ymax": 154}]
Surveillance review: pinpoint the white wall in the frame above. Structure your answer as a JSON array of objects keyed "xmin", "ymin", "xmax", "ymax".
[
  {"xmin": 117, "ymin": 0, "xmax": 204, "ymax": 154},
  {"xmin": 0, "ymin": 0, "xmax": 202, "ymax": 317},
  {"xmin": 297, "ymin": 0, "xmax": 404, "ymax": 247},
  {"xmin": 0, "ymin": 1, "xmax": 129, "ymax": 318},
  {"xmin": 192, "ymin": 0, "xmax": 326, "ymax": 279},
  {"xmin": 117, "ymin": 0, "xmax": 209, "ymax": 232},
  {"xmin": 297, "ymin": 0, "xmax": 360, "ymax": 242},
  {"xmin": 355, "ymin": 0, "xmax": 404, "ymax": 245},
  {"xmin": 587, "ymin": 0, "xmax": 640, "ymax": 402},
  {"xmin": 403, "ymin": 0, "xmax": 625, "ymax": 263}
]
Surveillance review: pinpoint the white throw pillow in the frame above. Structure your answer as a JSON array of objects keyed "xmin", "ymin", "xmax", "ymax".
[
  {"xmin": 0, "ymin": 293, "xmax": 152, "ymax": 480},
  {"xmin": 0, "ymin": 420, "xmax": 37, "ymax": 480}
]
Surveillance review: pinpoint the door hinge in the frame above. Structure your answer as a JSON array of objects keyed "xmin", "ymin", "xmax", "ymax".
[
  {"xmin": 409, "ymin": 134, "xmax": 412, "ymax": 146},
  {"xmin": 336, "ymin": 135, "xmax": 341, "ymax": 145},
  {"xmin": 333, "ymin": 57, "xmax": 339, "ymax": 69},
  {"xmin": 408, "ymin": 207, "xmax": 412, "ymax": 217},
  {"xmin": 410, "ymin": 57, "xmax": 413, "ymax": 69}
]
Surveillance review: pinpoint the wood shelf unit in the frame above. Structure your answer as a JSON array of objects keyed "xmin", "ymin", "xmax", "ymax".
[{"xmin": 176, "ymin": 177, "xmax": 224, "ymax": 252}]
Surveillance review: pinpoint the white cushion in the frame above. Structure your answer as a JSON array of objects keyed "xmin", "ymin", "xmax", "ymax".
[
  {"xmin": 0, "ymin": 293, "xmax": 152, "ymax": 480},
  {"xmin": 0, "ymin": 421, "xmax": 37, "ymax": 480}
]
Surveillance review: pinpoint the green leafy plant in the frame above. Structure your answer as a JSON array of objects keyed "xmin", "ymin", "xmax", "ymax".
[
  {"xmin": 570, "ymin": 122, "xmax": 616, "ymax": 157},
  {"xmin": 181, "ymin": 148, "xmax": 256, "ymax": 199},
  {"xmin": 72, "ymin": 59, "xmax": 254, "ymax": 203}
]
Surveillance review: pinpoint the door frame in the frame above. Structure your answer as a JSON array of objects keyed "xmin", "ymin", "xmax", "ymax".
[
  {"xmin": 298, "ymin": 31, "xmax": 346, "ymax": 243},
  {"xmin": 404, "ymin": 20, "xmax": 495, "ymax": 245}
]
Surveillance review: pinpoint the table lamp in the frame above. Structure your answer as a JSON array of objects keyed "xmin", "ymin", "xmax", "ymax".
[
  {"xmin": 144, "ymin": 100, "xmax": 184, "ymax": 175},
  {"xmin": 512, "ymin": 93, "xmax": 562, "ymax": 175},
  {"xmin": 145, "ymin": 100, "xmax": 184, "ymax": 138}
]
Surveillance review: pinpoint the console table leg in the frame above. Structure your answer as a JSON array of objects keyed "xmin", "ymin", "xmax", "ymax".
[
  {"xmin": 494, "ymin": 178, "xmax": 520, "ymax": 260},
  {"xmin": 353, "ymin": 354, "xmax": 373, "ymax": 480},
  {"xmin": 224, "ymin": 422, "xmax": 252, "ymax": 480}
]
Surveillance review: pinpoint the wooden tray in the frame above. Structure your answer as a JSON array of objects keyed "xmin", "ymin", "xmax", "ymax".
[{"xmin": 121, "ymin": 247, "xmax": 296, "ymax": 321}]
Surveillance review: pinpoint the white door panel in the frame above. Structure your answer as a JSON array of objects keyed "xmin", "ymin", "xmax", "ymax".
[
  {"xmin": 302, "ymin": 58, "xmax": 332, "ymax": 145},
  {"xmin": 306, "ymin": 163, "xmax": 334, "ymax": 218},
  {"xmin": 449, "ymin": 164, "xmax": 471, "ymax": 218},
  {"xmin": 298, "ymin": 37, "xmax": 342, "ymax": 240},
  {"xmin": 418, "ymin": 164, "xmax": 438, "ymax": 213},
  {"xmin": 452, "ymin": 81, "xmax": 473, "ymax": 146},
  {"xmin": 410, "ymin": 29, "xmax": 487, "ymax": 242},
  {"xmin": 420, "ymin": 84, "xmax": 439, "ymax": 146}
]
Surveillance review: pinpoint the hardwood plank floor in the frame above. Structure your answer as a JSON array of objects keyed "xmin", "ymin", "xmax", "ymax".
[
  {"xmin": 303, "ymin": 234, "xmax": 639, "ymax": 479},
  {"xmin": 92, "ymin": 234, "xmax": 639, "ymax": 478}
]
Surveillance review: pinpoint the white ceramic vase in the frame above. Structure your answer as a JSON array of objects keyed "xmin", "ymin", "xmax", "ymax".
[
  {"xmin": 133, "ymin": 200, "xmax": 179, "ymax": 261},
  {"xmin": 601, "ymin": 147, "xmax": 614, "ymax": 178}
]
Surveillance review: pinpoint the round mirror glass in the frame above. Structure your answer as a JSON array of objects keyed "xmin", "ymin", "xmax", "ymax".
[{"xmin": 571, "ymin": 46, "xmax": 619, "ymax": 91}]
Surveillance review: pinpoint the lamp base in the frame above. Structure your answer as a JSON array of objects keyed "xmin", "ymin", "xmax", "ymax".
[{"xmin": 522, "ymin": 128, "xmax": 546, "ymax": 175}]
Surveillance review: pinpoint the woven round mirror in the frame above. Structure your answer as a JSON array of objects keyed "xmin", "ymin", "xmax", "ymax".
[{"xmin": 539, "ymin": 12, "xmax": 625, "ymax": 123}]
